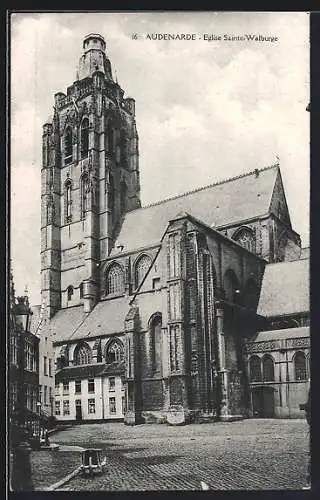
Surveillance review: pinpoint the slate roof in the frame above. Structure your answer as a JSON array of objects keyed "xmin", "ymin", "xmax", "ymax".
[
  {"xmin": 51, "ymin": 297, "xmax": 131, "ymax": 343},
  {"xmin": 249, "ymin": 326, "xmax": 309, "ymax": 343},
  {"xmin": 257, "ymin": 258, "xmax": 309, "ymax": 318},
  {"xmin": 56, "ymin": 361, "xmax": 125, "ymax": 381},
  {"xmin": 111, "ymin": 165, "xmax": 279, "ymax": 256}
]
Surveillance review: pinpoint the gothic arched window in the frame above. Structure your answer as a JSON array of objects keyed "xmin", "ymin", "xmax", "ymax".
[
  {"xmin": 134, "ymin": 254, "xmax": 152, "ymax": 289},
  {"xmin": 262, "ymin": 355, "xmax": 274, "ymax": 382},
  {"xmin": 149, "ymin": 313, "xmax": 162, "ymax": 373},
  {"xmin": 81, "ymin": 174, "xmax": 89, "ymax": 219},
  {"xmin": 223, "ymin": 269, "xmax": 241, "ymax": 304},
  {"xmin": 294, "ymin": 351, "xmax": 307, "ymax": 381},
  {"xmin": 74, "ymin": 342, "xmax": 92, "ymax": 365},
  {"xmin": 80, "ymin": 118, "xmax": 89, "ymax": 159},
  {"xmin": 67, "ymin": 285, "xmax": 74, "ymax": 302},
  {"xmin": 105, "ymin": 262, "xmax": 125, "ymax": 295},
  {"xmin": 120, "ymin": 179, "xmax": 127, "ymax": 214},
  {"xmin": 105, "ymin": 339, "xmax": 124, "ymax": 364},
  {"xmin": 64, "ymin": 126, "xmax": 73, "ymax": 164},
  {"xmin": 120, "ymin": 128, "xmax": 126, "ymax": 163},
  {"xmin": 64, "ymin": 180, "xmax": 72, "ymax": 223},
  {"xmin": 249, "ymin": 355, "xmax": 261, "ymax": 382},
  {"xmin": 233, "ymin": 227, "xmax": 255, "ymax": 253}
]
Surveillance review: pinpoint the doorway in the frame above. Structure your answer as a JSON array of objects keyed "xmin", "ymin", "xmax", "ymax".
[
  {"xmin": 251, "ymin": 386, "xmax": 275, "ymax": 418},
  {"xmin": 75, "ymin": 399, "xmax": 82, "ymax": 421}
]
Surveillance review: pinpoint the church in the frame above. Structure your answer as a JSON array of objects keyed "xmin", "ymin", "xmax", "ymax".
[{"xmin": 39, "ymin": 33, "xmax": 309, "ymax": 424}]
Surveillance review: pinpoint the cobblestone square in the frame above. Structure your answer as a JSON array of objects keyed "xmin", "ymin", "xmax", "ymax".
[{"xmin": 32, "ymin": 419, "xmax": 310, "ymax": 491}]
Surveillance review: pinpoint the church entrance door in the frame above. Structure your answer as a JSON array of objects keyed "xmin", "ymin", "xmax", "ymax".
[{"xmin": 251, "ymin": 387, "xmax": 275, "ymax": 418}]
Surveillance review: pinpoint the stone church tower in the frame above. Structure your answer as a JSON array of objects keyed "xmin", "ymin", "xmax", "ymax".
[{"xmin": 41, "ymin": 34, "xmax": 140, "ymax": 320}]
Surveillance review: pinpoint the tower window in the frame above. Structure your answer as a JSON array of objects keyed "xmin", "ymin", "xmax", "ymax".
[
  {"xmin": 81, "ymin": 174, "xmax": 89, "ymax": 219},
  {"xmin": 67, "ymin": 285, "xmax": 74, "ymax": 301},
  {"xmin": 64, "ymin": 180, "xmax": 72, "ymax": 223},
  {"xmin": 64, "ymin": 126, "xmax": 73, "ymax": 164},
  {"xmin": 108, "ymin": 173, "xmax": 115, "ymax": 216},
  {"xmin": 81, "ymin": 118, "xmax": 89, "ymax": 159}
]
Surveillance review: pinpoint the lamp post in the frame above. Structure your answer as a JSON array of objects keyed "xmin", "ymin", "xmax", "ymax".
[{"xmin": 10, "ymin": 296, "xmax": 34, "ymax": 491}]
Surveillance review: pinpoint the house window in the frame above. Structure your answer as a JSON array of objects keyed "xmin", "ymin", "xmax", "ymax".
[
  {"xmin": 67, "ymin": 285, "xmax": 74, "ymax": 302},
  {"xmin": 81, "ymin": 118, "xmax": 89, "ymax": 158},
  {"xmin": 49, "ymin": 358, "xmax": 52, "ymax": 377},
  {"xmin": 294, "ymin": 352, "xmax": 307, "ymax": 381},
  {"xmin": 63, "ymin": 381, "xmax": 69, "ymax": 395},
  {"xmin": 79, "ymin": 282, "xmax": 84, "ymax": 299},
  {"xmin": 49, "ymin": 387, "xmax": 53, "ymax": 406},
  {"xmin": 262, "ymin": 355, "xmax": 274, "ymax": 382},
  {"xmin": 88, "ymin": 378, "xmax": 95, "ymax": 394},
  {"xmin": 88, "ymin": 398, "xmax": 95, "ymax": 414},
  {"xmin": 105, "ymin": 339, "xmax": 124, "ymax": 364},
  {"xmin": 64, "ymin": 126, "xmax": 73, "ymax": 164},
  {"xmin": 109, "ymin": 397, "xmax": 116, "ymax": 414},
  {"xmin": 134, "ymin": 254, "xmax": 152, "ymax": 289},
  {"xmin": 44, "ymin": 356, "xmax": 48, "ymax": 376},
  {"xmin": 11, "ymin": 382, "xmax": 17, "ymax": 411},
  {"xmin": 55, "ymin": 401, "xmax": 61, "ymax": 416},
  {"xmin": 105, "ymin": 263, "xmax": 125, "ymax": 295},
  {"xmin": 39, "ymin": 385, "xmax": 42, "ymax": 404},
  {"xmin": 25, "ymin": 341, "xmax": 35, "ymax": 372},
  {"xmin": 74, "ymin": 342, "xmax": 92, "ymax": 365},
  {"xmin": 44, "ymin": 385, "xmax": 47, "ymax": 405},
  {"xmin": 55, "ymin": 382, "xmax": 60, "ymax": 397},
  {"xmin": 249, "ymin": 355, "xmax": 262, "ymax": 382},
  {"xmin": 63, "ymin": 400, "xmax": 70, "ymax": 416},
  {"xmin": 75, "ymin": 380, "xmax": 82, "ymax": 394},
  {"xmin": 10, "ymin": 335, "xmax": 18, "ymax": 365},
  {"xmin": 109, "ymin": 377, "xmax": 115, "ymax": 392}
]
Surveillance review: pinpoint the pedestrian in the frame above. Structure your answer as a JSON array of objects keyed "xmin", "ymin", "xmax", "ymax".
[
  {"xmin": 45, "ymin": 428, "xmax": 50, "ymax": 446},
  {"xmin": 303, "ymin": 388, "xmax": 311, "ymax": 490}
]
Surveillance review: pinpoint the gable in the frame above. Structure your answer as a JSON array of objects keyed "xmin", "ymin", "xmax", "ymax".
[
  {"xmin": 269, "ymin": 169, "xmax": 292, "ymax": 228},
  {"xmin": 111, "ymin": 166, "xmax": 279, "ymax": 256}
]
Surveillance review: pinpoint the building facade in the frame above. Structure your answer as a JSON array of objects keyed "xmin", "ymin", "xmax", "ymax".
[
  {"xmin": 9, "ymin": 276, "xmax": 40, "ymax": 442},
  {"xmin": 39, "ymin": 34, "xmax": 309, "ymax": 424}
]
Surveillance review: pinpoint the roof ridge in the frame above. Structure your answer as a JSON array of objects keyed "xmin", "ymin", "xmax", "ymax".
[{"xmin": 128, "ymin": 164, "xmax": 278, "ymax": 214}]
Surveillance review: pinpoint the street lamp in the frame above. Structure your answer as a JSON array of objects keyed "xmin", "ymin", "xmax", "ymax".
[{"xmin": 10, "ymin": 295, "xmax": 34, "ymax": 491}]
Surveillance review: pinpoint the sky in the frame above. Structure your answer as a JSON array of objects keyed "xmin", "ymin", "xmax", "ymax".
[{"xmin": 10, "ymin": 11, "xmax": 310, "ymax": 305}]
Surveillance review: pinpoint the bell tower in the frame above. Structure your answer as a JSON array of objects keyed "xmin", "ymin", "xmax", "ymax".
[{"xmin": 41, "ymin": 34, "xmax": 141, "ymax": 317}]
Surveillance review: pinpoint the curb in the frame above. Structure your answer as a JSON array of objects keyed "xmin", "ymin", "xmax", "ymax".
[{"xmin": 46, "ymin": 465, "xmax": 82, "ymax": 491}]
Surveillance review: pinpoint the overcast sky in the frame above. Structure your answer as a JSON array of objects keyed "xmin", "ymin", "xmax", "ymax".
[{"xmin": 11, "ymin": 11, "xmax": 310, "ymax": 305}]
